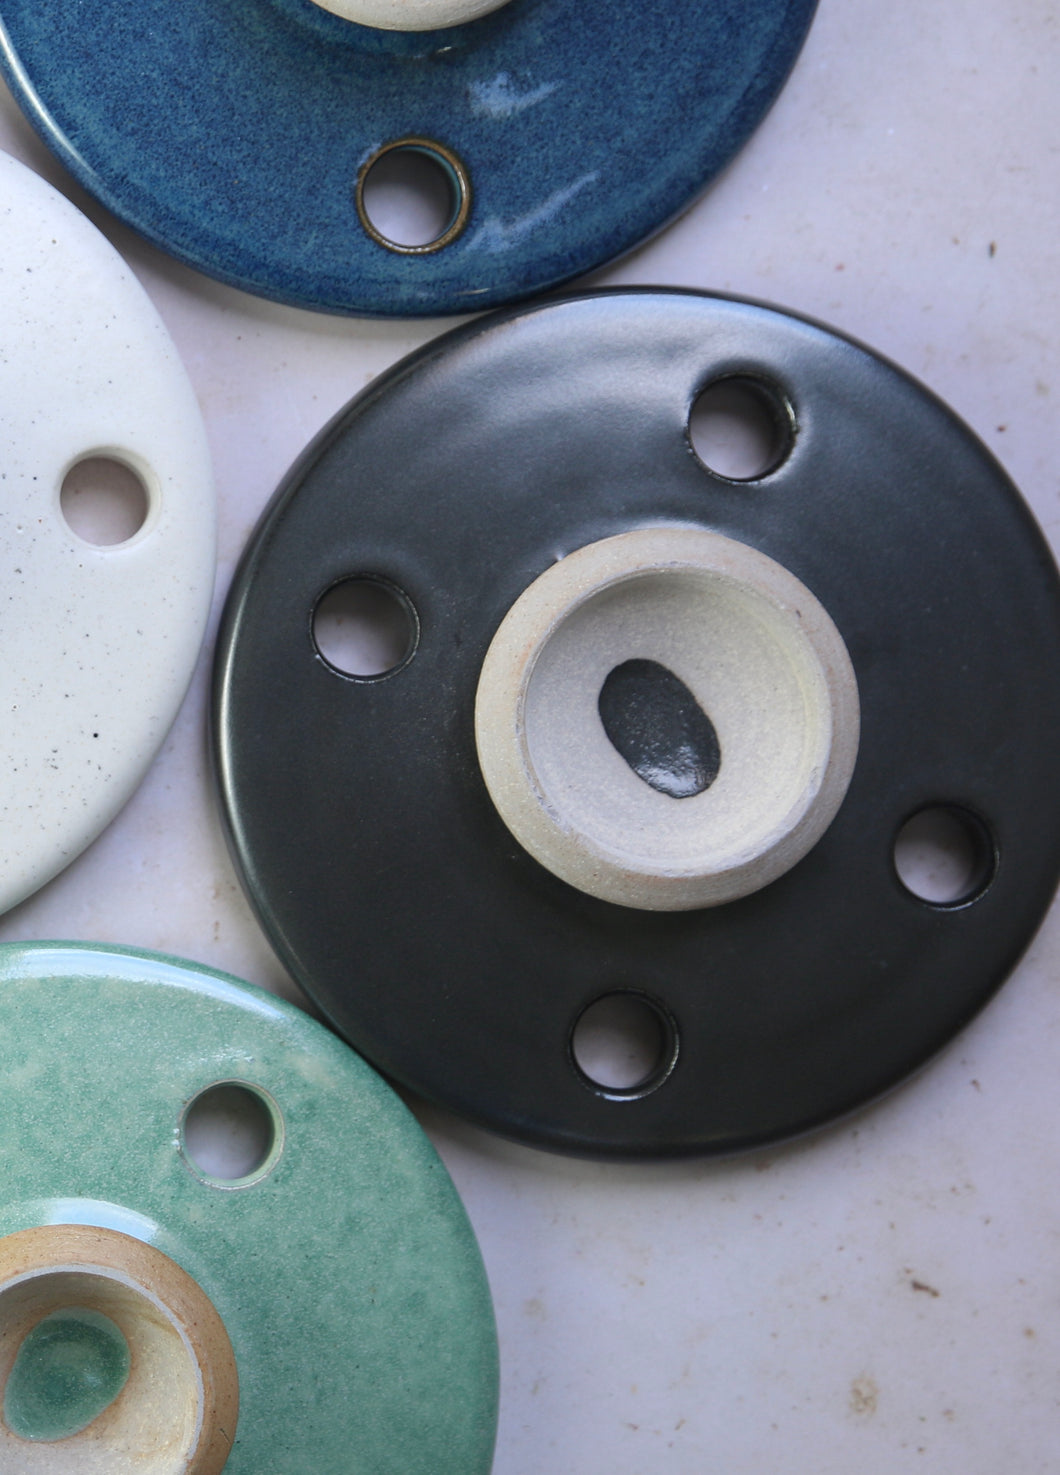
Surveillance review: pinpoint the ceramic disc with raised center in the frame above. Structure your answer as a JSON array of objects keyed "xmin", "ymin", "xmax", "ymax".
[
  {"xmin": 214, "ymin": 289, "xmax": 1060, "ymax": 1157},
  {"xmin": 0, "ymin": 0, "xmax": 815, "ymax": 315},
  {"xmin": 0, "ymin": 943, "xmax": 498, "ymax": 1473},
  {"xmin": 0, "ymin": 151, "xmax": 214, "ymax": 915}
]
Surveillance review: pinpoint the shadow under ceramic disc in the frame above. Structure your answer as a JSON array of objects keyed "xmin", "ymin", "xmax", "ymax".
[
  {"xmin": 0, "ymin": 0, "xmax": 815, "ymax": 315},
  {"xmin": 0, "ymin": 944, "xmax": 498, "ymax": 1473},
  {"xmin": 213, "ymin": 289, "xmax": 1060, "ymax": 1157}
]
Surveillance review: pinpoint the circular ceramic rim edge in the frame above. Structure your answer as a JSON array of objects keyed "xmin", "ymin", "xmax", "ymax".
[
  {"xmin": 0, "ymin": 942, "xmax": 498, "ymax": 1473},
  {"xmin": 312, "ymin": 0, "xmax": 511, "ymax": 31},
  {"xmin": 474, "ymin": 527, "xmax": 860, "ymax": 909},
  {"xmin": 0, "ymin": 1224, "xmax": 237, "ymax": 1474},
  {"xmin": 0, "ymin": 0, "xmax": 817, "ymax": 315}
]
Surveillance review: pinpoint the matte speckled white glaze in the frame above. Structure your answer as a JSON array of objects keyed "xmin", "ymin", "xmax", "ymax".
[{"xmin": 0, "ymin": 151, "xmax": 215, "ymax": 915}]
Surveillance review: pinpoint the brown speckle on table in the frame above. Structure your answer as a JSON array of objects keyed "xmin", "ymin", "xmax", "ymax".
[
  {"xmin": 911, "ymin": 1279, "xmax": 941, "ymax": 1298},
  {"xmin": 849, "ymin": 1377, "xmax": 878, "ymax": 1417}
]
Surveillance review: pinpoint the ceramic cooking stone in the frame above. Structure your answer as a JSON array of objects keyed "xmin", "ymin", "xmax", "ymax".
[
  {"xmin": 0, "ymin": 0, "xmax": 815, "ymax": 316},
  {"xmin": 213, "ymin": 289, "xmax": 1060, "ymax": 1158},
  {"xmin": 0, "ymin": 151, "xmax": 214, "ymax": 915},
  {"xmin": 0, "ymin": 942, "xmax": 498, "ymax": 1474}
]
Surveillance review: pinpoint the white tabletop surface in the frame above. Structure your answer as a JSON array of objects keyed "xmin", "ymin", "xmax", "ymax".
[{"xmin": 1, "ymin": 2, "xmax": 1059, "ymax": 1469}]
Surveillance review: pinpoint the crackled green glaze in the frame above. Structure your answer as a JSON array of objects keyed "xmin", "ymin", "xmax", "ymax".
[
  {"xmin": 0, "ymin": 944, "xmax": 498, "ymax": 1473},
  {"xmin": 4, "ymin": 1308, "xmax": 130, "ymax": 1441}
]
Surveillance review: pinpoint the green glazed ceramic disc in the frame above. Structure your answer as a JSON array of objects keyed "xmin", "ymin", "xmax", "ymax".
[{"xmin": 0, "ymin": 943, "xmax": 498, "ymax": 1474}]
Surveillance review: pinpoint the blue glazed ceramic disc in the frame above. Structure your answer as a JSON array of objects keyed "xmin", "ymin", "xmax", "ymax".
[{"xmin": 0, "ymin": 0, "xmax": 815, "ymax": 316}]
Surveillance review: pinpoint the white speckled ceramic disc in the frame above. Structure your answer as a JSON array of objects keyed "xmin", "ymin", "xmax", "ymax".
[{"xmin": 0, "ymin": 151, "xmax": 214, "ymax": 914}]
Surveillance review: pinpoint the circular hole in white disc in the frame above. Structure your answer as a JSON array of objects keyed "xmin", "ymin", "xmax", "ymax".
[{"xmin": 60, "ymin": 457, "xmax": 149, "ymax": 546}]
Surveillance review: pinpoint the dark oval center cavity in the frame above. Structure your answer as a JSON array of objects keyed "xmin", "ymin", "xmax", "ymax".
[{"xmin": 597, "ymin": 658, "xmax": 721, "ymax": 799}]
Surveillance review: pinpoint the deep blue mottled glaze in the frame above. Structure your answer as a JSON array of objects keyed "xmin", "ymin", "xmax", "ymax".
[{"xmin": 0, "ymin": 0, "xmax": 816, "ymax": 316}]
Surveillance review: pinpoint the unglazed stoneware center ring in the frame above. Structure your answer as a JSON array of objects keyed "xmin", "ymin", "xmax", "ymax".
[
  {"xmin": 214, "ymin": 290, "xmax": 1060, "ymax": 1158},
  {"xmin": 311, "ymin": 0, "xmax": 510, "ymax": 30},
  {"xmin": 0, "ymin": 1225, "xmax": 236, "ymax": 1474},
  {"xmin": 475, "ymin": 527, "xmax": 860, "ymax": 910},
  {"xmin": 0, "ymin": 944, "xmax": 498, "ymax": 1472}
]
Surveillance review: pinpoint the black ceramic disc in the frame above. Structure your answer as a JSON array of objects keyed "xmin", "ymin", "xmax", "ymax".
[{"xmin": 214, "ymin": 290, "xmax": 1060, "ymax": 1157}]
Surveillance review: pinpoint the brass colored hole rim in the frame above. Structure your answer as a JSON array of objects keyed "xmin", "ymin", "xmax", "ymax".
[{"xmin": 355, "ymin": 137, "xmax": 472, "ymax": 255}]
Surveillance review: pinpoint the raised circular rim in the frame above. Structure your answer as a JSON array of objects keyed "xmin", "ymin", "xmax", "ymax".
[
  {"xmin": 313, "ymin": 0, "xmax": 510, "ymax": 31},
  {"xmin": 0, "ymin": 1223, "xmax": 238, "ymax": 1474},
  {"xmin": 354, "ymin": 136, "xmax": 473, "ymax": 255},
  {"xmin": 0, "ymin": 943, "xmax": 498, "ymax": 1472},
  {"xmin": 474, "ymin": 526, "xmax": 860, "ymax": 909},
  {"xmin": 213, "ymin": 288, "xmax": 1060, "ymax": 1157}
]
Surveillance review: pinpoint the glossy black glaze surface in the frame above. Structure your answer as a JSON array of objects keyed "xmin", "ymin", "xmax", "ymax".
[{"xmin": 214, "ymin": 290, "xmax": 1060, "ymax": 1157}]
